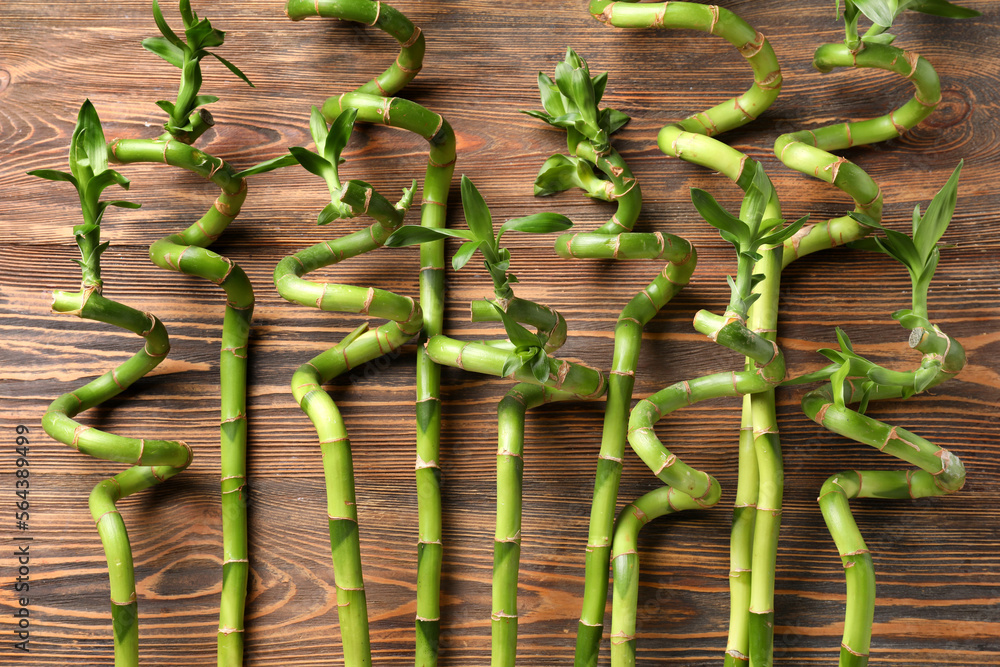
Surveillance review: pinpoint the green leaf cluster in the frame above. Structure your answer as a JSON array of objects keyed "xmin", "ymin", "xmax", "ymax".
[
  {"xmin": 522, "ymin": 47, "xmax": 630, "ymax": 155},
  {"xmin": 493, "ymin": 304, "xmax": 553, "ymax": 383},
  {"xmin": 385, "ymin": 176, "xmax": 572, "ymax": 300},
  {"xmin": 288, "ymin": 107, "xmax": 359, "ymax": 224},
  {"xmin": 849, "ymin": 162, "xmax": 962, "ymax": 314},
  {"xmin": 28, "ymin": 100, "xmax": 139, "ymax": 286},
  {"xmin": 836, "ymin": 0, "xmax": 979, "ymax": 48},
  {"xmin": 690, "ymin": 161, "xmax": 805, "ymax": 317},
  {"xmin": 532, "ymin": 153, "xmax": 607, "ymax": 198},
  {"xmin": 143, "ymin": 0, "xmax": 253, "ymax": 140},
  {"xmin": 807, "ymin": 324, "xmax": 945, "ymax": 412}
]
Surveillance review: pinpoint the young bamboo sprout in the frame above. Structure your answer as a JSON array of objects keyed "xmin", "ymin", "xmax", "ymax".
[
  {"xmin": 36, "ymin": 101, "xmax": 191, "ymax": 667},
  {"xmin": 523, "ymin": 47, "xmax": 698, "ymax": 667},
  {"xmin": 282, "ymin": 4, "xmax": 452, "ymax": 661},
  {"xmin": 388, "ymin": 175, "xmax": 606, "ymax": 665},
  {"xmin": 787, "ymin": 164, "xmax": 967, "ymax": 667},
  {"xmin": 586, "ymin": 5, "xmax": 784, "ymax": 663},
  {"xmin": 619, "ymin": 163, "xmax": 801, "ymax": 667}
]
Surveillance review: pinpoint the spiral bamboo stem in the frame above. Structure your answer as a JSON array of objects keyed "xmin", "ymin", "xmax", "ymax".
[
  {"xmin": 108, "ymin": 137, "xmax": 252, "ymax": 665},
  {"xmin": 585, "ymin": 5, "xmax": 784, "ymax": 663},
  {"xmin": 802, "ymin": 322, "xmax": 966, "ymax": 665},
  {"xmin": 280, "ymin": 3, "xmax": 454, "ymax": 662}
]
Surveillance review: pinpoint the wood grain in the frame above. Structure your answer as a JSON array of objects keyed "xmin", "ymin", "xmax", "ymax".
[{"xmin": 1, "ymin": 1, "xmax": 998, "ymax": 665}]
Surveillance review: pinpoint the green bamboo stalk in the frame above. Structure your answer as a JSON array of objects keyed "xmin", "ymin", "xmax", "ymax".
[
  {"xmin": 608, "ymin": 485, "xmax": 707, "ymax": 667},
  {"xmin": 524, "ymin": 48, "xmax": 701, "ymax": 666},
  {"xmin": 109, "ymin": 136, "xmax": 253, "ymax": 665},
  {"xmin": 313, "ymin": 27, "xmax": 454, "ymax": 657},
  {"xmin": 775, "ymin": 42, "xmax": 941, "ymax": 267},
  {"xmin": 791, "ymin": 160, "xmax": 968, "ymax": 665},
  {"xmin": 273, "ymin": 12, "xmax": 454, "ymax": 652},
  {"xmin": 492, "ymin": 383, "xmax": 577, "ymax": 667},
  {"xmin": 286, "ymin": 0, "xmax": 425, "ymax": 97},
  {"xmin": 585, "ymin": 7, "xmax": 783, "ymax": 662},
  {"xmin": 37, "ymin": 101, "xmax": 191, "ymax": 667}
]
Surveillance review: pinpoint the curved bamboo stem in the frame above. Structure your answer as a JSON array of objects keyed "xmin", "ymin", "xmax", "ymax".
[
  {"xmin": 43, "ymin": 289, "xmax": 192, "ymax": 667},
  {"xmin": 775, "ymin": 41, "xmax": 940, "ymax": 267},
  {"xmin": 279, "ymin": 4, "xmax": 454, "ymax": 660},
  {"xmin": 109, "ymin": 137, "xmax": 252, "ymax": 665}
]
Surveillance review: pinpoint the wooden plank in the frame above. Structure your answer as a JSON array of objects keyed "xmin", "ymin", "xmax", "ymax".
[{"xmin": 1, "ymin": 1, "xmax": 998, "ymax": 665}]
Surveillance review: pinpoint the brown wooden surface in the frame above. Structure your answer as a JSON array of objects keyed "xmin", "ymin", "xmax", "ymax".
[{"xmin": 1, "ymin": 1, "xmax": 998, "ymax": 664}]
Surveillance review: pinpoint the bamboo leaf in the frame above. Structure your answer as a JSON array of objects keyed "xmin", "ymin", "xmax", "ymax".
[
  {"xmin": 155, "ymin": 100, "xmax": 177, "ymax": 116},
  {"xmin": 690, "ymin": 188, "xmax": 748, "ymax": 247},
  {"xmin": 568, "ymin": 66, "xmax": 598, "ymax": 127},
  {"xmin": 460, "ymin": 175, "xmax": 495, "ymax": 246},
  {"xmin": 835, "ymin": 326, "xmax": 854, "ymax": 353},
  {"xmin": 85, "ymin": 169, "xmax": 130, "ymax": 202},
  {"xmin": 548, "ymin": 112, "xmax": 583, "ymax": 130},
  {"xmin": 185, "ymin": 17, "xmax": 225, "ymax": 50},
  {"xmin": 384, "ymin": 225, "xmax": 475, "ymax": 247},
  {"xmin": 142, "ymin": 36, "xmax": 185, "ymax": 68},
  {"xmin": 848, "ymin": 211, "xmax": 885, "ymax": 229},
  {"xmin": 863, "ymin": 31, "xmax": 896, "ymax": 44},
  {"xmin": 501, "ymin": 353, "xmax": 524, "ymax": 378},
  {"xmin": 913, "ymin": 161, "xmax": 961, "ymax": 263},
  {"xmin": 497, "ymin": 212, "xmax": 572, "ymax": 240},
  {"xmin": 317, "ymin": 201, "xmax": 349, "ymax": 225},
  {"xmin": 192, "ymin": 94, "xmax": 218, "ymax": 108},
  {"xmin": 530, "ymin": 350, "xmax": 550, "ymax": 383},
  {"xmin": 533, "ymin": 154, "xmax": 580, "ymax": 196},
  {"xmin": 741, "ymin": 161, "xmax": 773, "ymax": 230},
  {"xmin": 78, "ymin": 100, "xmax": 108, "ymax": 175},
  {"xmin": 100, "ymin": 200, "xmax": 142, "ymax": 210},
  {"xmin": 521, "ymin": 109, "xmax": 555, "ymax": 125},
  {"xmin": 308, "ymin": 106, "xmax": 329, "ymax": 152},
  {"xmin": 493, "ymin": 304, "xmax": 543, "ymax": 350},
  {"xmin": 757, "ymin": 215, "xmax": 808, "ymax": 247},
  {"xmin": 151, "ymin": 0, "xmax": 184, "ymax": 46},
  {"xmin": 831, "ymin": 361, "xmax": 851, "ymax": 407},
  {"xmin": 591, "ymin": 71, "xmax": 608, "ymax": 104},
  {"xmin": 857, "ymin": 381, "xmax": 875, "ymax": 414},
  {"xmin": 817, "ymin": 348, "xmax": 846, "ymax": 364},
  {"xmin": 853, "ymin": 0, "xmax": 898, "ymax": 26},
  {"xmin": 601, "ymin": 107, "xmax": 630, "ymax": 135},
  {"xmin": 909, "ymin": 0, "xmax": 980, "ymax": 18},
  {"xmin": 27, "ymin": 169, "xmax": 77, "ymax": 185},
  {"xmin": 325, "ymin": 107, "xmax": 358, "ymax": 166},
  {"xmin": 891, "ymin": 308, "xmax": 933, "ymax": 330},
  {"xmin": 288, "ymin": 146, "xmax": 334, "ymax": 180},
  {"xmin": 232, "ymin": 153, "xmax": 299, "ymax": 178},
  {"xmin": 452, "ymin": 241, "xmax": 481, "ymax": 271},
  {"xmin": 536, "ymin": 72, "xmax": 567, "ymax": 118},
  {"xmin": 178, "ymin": 0, "xmax": 196, "ymax": 27},
  {"xmin": 207, "ymin": 52, "xmax": 254, "ymax": 87}
]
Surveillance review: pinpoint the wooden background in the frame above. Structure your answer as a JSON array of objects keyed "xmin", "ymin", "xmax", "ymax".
[{"xmin": 1, "ymin": 1, "xmax": 998, "ymax": 664}]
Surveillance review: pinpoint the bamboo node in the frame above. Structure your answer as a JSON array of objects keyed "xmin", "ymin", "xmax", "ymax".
[
  {"xmin": 904, "ymin": 51, "xmax": 920, "ymax": 78},
  {"xmin": 394, "ymin": 54, "xmax": 421, "ymax": 75},
  {"xmin": 555, "ymin": 360, "xmax": 570, "ymax": 388},
  {"xmin": 729, "ymin": 569, "xmax": 751, "ymax": 579},
  {"xmin": 110, "ymin": 593, "xmax": 136, "ymax": 606},
  {"xmin": 71, "ymin": 425, "xmax": 89, "ymax": 450},
  {"xmin": 732, "ymin": 96, "xmax": 757, "ymax": 121},
  {"xmin": 598, "ymin": 453, "xmax": 623, "ymax": 464},
  {"xmin": 594, "ymin": 2, "xmax": 616, "ymax": 24},
  {"xmin": 610, "ymin": 369, "xmax": 635, "ymax": 377},
  {"xmin": 726, "ymin": 649, "xmax": 749, "ymax": 661},
  {"xmin": 369, "ymin": 0, "xmax": 381, "ymax": 25},
  {"xmin": 738, "ymin": 31, "xmax": 767, "ymax": 58},
  {"xmin": 496, "ymin": 530, "xmax": 521, "ymax": 544},
  {"xmin": 219, "ymin": 627, "xmax": 245, "ymax": 635},
  {"xmin": 841, "ymin": 643, "xmax": 869, "ymax": 658},
  {"xmin": 813, "ymin": 402, "xmax": 833, "ymax": 424},
  {"xmin": 708, "ymin": 5, "xmax": 720, "ymax": 34},
  {"xmin": 415, "ymin": 455, "xmax": 439, "ymax": 470},
  {"xmin": 136, "ymin": 439, "xmax": 145, "ymax": 465},
  {"xmin": 655, "ymin": 454, "xmax": 677, "ymax": 476},
  {"xmin": 224, "ymin": 558, "xmax": 250, "ymax": 564},
  {"xmin": 319, "ymin": 437, "xmax": 350, "ymax": 445},
  {"xmin": 757, "ymin": 70, "xmax": 782, "ymax": 91},
  {"xmin": 401, "ymin": 26, "xmax": 422, "ymax": 48},
  {"xmin": 609, "ymin": 212, "xmax": 628, "ymax": 231},
  {"xmin": 491, "ymin": 611, "xmax": 518, "ymax": 621},
  {"xmin": 415, "ymin": 615, "xmax": 440, "ymax": 622},
  {"xmin": 610, "ymin": 632, "xmax": 636, "ymax": 645},
  {"xmin": 94, "ymin": 509, "xmax": 121, "ymax": 526},
  {"xmin": 328, "ymin": 514, "xmax": 358, "ymax": 523}
]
